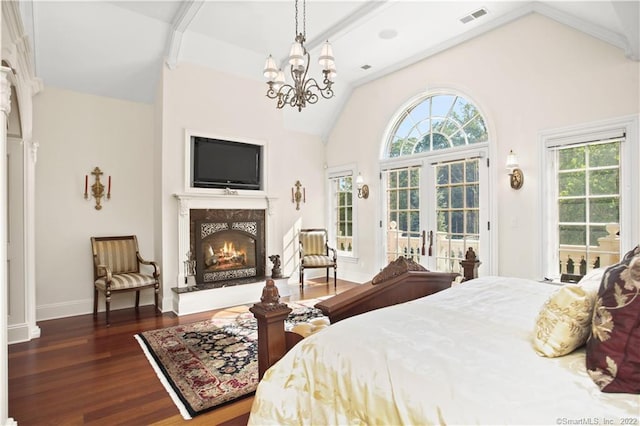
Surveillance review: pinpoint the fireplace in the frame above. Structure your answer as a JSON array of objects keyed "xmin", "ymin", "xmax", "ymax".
[
  {"xmin": 190, "ymin": 209, "xmax": 265, "ymax": 287},
  {"xmin": 173, "ymin": 193, "xmax": 287, "ymax": 315}
]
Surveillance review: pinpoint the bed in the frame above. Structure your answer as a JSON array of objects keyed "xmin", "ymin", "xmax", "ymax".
[{"xmin": 248, "ymin": 274, "xmax": 640, "ymax": 425}]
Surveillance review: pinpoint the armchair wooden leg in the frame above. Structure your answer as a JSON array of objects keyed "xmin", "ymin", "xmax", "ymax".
[
  {"xmin": 93, "ymin": 288, "xmax": 98, "ymax": 317},
  {"xmin": 154, "ymin": 288, "xmax": 159, "ymax": 316},
  {"xmin": 135, "ymin": 291, "xmax": 140, "ymax": 311},
  {"xmin": 300, "ymin": 267, "xmax": 304, "ymax": 290},
  {"xmin": 334, "ymin": 268, "xmax": 337, "ymax": 290},
  {"xmin": 105, "ymin": 296, "xmax": 111, "ymax": 327}
]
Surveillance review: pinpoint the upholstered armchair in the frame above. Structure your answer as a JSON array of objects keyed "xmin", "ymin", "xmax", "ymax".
[
  {"xmin": 91, "ymin": 235, "xmax": 160, "ymax": 326},
  {"xmin": 299, "ymin": 228, "xmax": 337, "ymax": 290}
]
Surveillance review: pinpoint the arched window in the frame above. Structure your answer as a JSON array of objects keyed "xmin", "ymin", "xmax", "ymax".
[
  {"xmin": 380, "ymin": 92, "xmax": 489, "ymax": 275},
  {"xmin": 386, "ymin": 94, "xmax": 487, "ymax": 158}
]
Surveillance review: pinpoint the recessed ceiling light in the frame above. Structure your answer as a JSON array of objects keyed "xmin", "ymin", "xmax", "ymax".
[
  {"xmin": 378, "ymin": 29, "xmax": 398, "ymax": 40},
  {"xmin": 361, "ymin": 64, "xmax": 372, "ymax": 70}
]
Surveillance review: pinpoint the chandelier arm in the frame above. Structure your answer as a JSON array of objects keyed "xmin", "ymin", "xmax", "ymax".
[
  {"xmin": 280, "ymin": 84, "xmax": 296, "ymax": 100},
  {"xmin": 319, "ymin": 81, "xmax": 334, "ymax": 99},
  {"xmin": 299, "ymin": 49, "xmax": 311, "ymax": 87},
  {"xmin": 303, "ymin": 77, "xmax": 334, "ymax": 100},
  {"xmin": 266, "ymin": 82, "xmax": 280, "ymax": 100},
  {"xmin": 305, "ymin": 91, "xmax": 319, "ymax": 105}
]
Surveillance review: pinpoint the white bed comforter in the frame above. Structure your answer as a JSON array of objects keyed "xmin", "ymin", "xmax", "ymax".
[{"xmin": 248, "ymin": 276, "xmax": 640, "ymax": 425}]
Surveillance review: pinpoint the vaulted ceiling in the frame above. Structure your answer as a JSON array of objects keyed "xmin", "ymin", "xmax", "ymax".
[{"xmin": 20, "ymin": 1, "xmax": 639, "ymax": 139}]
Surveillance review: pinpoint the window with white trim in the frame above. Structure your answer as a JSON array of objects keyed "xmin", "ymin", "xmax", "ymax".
[
  {"xmin": 384, "ymin": 166, "xmax": 421, "ymax": 263},
  {"xmin": 556, "ymin": 139, "xmax": 621, "ymax": 277},
  {"xmin": 541, "ymin": 117, "xmax": 638, "ymax": 282},
  {"xmin": 327, "ymin": 166, "xmax": 356, "ymax": 258},
  {"xmin": 381, "ymin": 92, "xmax": 490, "ymax": 273}
]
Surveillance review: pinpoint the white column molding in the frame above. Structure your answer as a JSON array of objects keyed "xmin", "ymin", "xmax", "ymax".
[
  {"xmin": 23, "ymin": 138, "xmax": 40, "ymax": 341},
  {"xmin": 28, "ymin": 139, "xmax": 39, "ymax": 163},
  {"xmin": 2, "ymin": 2, "xmax": 39, "ymax": 423},
  {"xmin": 0, "ymin": 66, "xmax": 18, "ymax": 426},
  {"xmin": 0, "ymin": 67, "xmax": 11, "ymax": 115},
  {"xmin": 178, "ymin": 197, "xmax": 189, "ymax": 217}
]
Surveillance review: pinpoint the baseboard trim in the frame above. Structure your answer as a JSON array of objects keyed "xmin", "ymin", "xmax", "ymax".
[
  {"xmin": 37, "ymin": 293, "xmax": 159, "ymax": 321},
  {"xmin": 8, "ymin": 323, "xmax": 30, "ymax": 344}
]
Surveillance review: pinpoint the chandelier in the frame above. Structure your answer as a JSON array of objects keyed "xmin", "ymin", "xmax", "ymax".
[{"xmin": 263, "ymin": 0, "xmax": 336, "ymax": 112}]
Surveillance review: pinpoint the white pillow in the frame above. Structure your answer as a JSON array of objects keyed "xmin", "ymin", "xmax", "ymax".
[{"xmin": 532, "ymin": 284, "xmax": 595, "ymax": 357}]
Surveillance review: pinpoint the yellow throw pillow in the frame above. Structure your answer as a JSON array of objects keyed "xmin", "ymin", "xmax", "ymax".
[{"xmin": 532, "ymin": 284, "xmax": 595, "ymax": 357}]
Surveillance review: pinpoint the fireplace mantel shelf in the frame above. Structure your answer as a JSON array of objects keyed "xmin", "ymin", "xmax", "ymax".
[
  {"xmin": 174, "ymin": 191, "xmax": 273, "ymax": 200},
  {"xmin": 174, "ymin": 192, "xmax": 277, "ymax": 216}
]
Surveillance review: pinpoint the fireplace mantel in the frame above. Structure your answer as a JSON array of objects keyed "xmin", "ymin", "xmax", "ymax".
[
  {"xmin": 174, "ymin": 192, "xmax": 278, "ymax": 286},
  {"xmin": 172, "ymin": 192, "xmax": 285, "ymax": 315},
  {"xmin": 175, "ymin": 192, "xmax": 276, "ymax": 214}
]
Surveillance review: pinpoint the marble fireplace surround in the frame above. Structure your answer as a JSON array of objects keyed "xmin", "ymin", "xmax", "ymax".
[{"xmin": 173, "ymin": 192, "xmax": 288, "ymax": 315}]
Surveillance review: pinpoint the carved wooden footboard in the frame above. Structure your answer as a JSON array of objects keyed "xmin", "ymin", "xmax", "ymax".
[{"xmin": 251, "ymin": 258, "xmax": 459, "ymax": 379}]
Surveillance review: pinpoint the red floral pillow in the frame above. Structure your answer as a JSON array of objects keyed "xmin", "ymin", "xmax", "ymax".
[{"xmin": 586, "ymin": 246, "xmax": 640, "ymax": 393}]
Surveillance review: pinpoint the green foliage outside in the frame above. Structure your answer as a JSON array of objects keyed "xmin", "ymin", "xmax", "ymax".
[
  {"xmin": 335, "ymin": 176, "xmax": 353, "ymax": 248},
  {"xmin": 557, "ymin": 142, "xmax": 620, "ymax": 246},
  {"xmin": 388, "ymin": 95, "xmax": 488, "ymax": 158}
]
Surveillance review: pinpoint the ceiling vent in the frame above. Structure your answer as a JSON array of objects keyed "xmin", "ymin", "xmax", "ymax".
[
  {"xmin": 460, "ymin": 8, "xmax": 488, "ymax": 24},
  {"xmin": 361, "ymin": 64, "xmax": 372, "ymax": 70}
]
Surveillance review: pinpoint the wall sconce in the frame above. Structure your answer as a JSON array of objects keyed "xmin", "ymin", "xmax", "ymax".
[
  {"xmin": 84, "ymin": 166, "xmax": 111, "ymax": 210},
  {"xmin": 356, "ymin": 173, "xmax": 369, "ymax": 199},
  {"xmin": 506, "ymin": 150, "xmax": 524, "ymax": 190},
  {"xmin": 291, "ymin": 180, "xmax": 306, "ymax": 210}
]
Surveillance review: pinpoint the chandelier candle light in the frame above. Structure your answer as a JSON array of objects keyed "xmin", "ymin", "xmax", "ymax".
[{"xmin": 263, "ymin": 0, "xmax": 336, "ymax": 111}]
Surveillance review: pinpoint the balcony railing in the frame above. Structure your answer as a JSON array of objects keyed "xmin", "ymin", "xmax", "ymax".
[
  {"xmin": 386, "ymin": 230, "xmax": 478, "ymax": 274},
  {"xmin": 386, "ymin": 223, "xmax": 619, "ymax": 280},
  {"xmin": 558, "ymin": 223, "xmax": 619, "ymax": 278}
]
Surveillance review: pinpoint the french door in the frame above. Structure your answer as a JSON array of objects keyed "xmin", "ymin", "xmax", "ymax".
[{"xmin": 382, "ymin": 150, "xmax": 488, "ymax": 274}]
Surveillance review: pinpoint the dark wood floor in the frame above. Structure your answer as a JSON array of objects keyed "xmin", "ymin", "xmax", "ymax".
[{"xmin": 8, "ymin": 278, "xmax": 358, "ymax": 426}]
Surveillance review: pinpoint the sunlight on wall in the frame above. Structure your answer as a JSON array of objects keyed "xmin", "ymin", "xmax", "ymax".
[{"xmin": 282, "ymin": 217, "xmax": 302, "ymax": 282}]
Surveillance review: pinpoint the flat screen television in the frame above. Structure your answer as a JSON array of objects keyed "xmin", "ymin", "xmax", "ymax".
[{"xmin": 192, "ymin": 136, "xmax": 262, "ymax": 190}]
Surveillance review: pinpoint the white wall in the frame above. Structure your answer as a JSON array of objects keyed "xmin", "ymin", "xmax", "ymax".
[
  {"xmin": 158, "ymin": 63, "xmax": 326, "ymax": 307},
  {"xmin": 326, "ymin": 13, "xmax": 640, "ymax": 280},
  {"xmin": 32, "ymin": 87, "xmax": 156, "ymax": 320}
]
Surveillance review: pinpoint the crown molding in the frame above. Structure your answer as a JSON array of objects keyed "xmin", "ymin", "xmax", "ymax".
[
  {"xmin": 2, "ymin": 1, "xmax": 43, "ymax": 96},
  {"xmin": 532, "ymin": 1, "xmax": 632, "ymax": 59},
  {"xmin": 610, "ymin": 0, "xmax": 639, "ymax": 60}
]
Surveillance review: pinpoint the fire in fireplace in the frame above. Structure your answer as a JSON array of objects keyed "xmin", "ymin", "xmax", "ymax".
[
  {"xmin": 203, "ymin": 227, "xmax": 256, "ymax": 273},
  {"xmin": 191, "ymin": 209, "xmax": 265, "ymax": 286},
  {"xmin": 205, "ymin": 239, "xmax": 252, "ymax": 271}
]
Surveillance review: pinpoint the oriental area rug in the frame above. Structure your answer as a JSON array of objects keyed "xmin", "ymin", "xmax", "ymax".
[{"xmin": 135, "ymin": 299, "xmax": 326, "ymax": 419}]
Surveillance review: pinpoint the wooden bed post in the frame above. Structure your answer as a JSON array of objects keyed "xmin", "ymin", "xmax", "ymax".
[
  {"xmin": 250, "ymin": 279, "xmax": 292, "ymax": 379},
  {"xmin": 460, "ymin": 247, "xmax": 480, "ymax": 281}
]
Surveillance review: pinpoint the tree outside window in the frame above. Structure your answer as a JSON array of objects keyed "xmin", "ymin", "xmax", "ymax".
[
  {"xmin": 556, "ymin": 140, "xmax": 621, "ymax": 276},
  {"xmin": 332, "ymin": 176, "xmax": 353, "ymax": 254}
]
